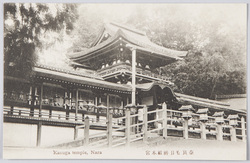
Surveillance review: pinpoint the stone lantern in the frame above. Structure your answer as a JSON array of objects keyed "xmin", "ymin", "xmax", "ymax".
[
  {"xmin": 228, "ymin": 114, "xmax": 239, "ymax": 127},
  {"xmin": 227, "ymin": 114, "xmax": 239, "ymax": 142},
  {"xmin": 125, "ymin": 104, "xmax": 139, "ymax": 133},
  {"xmin": 196, "ymin": 108, "xmax": 210, "ymax": 140},
  {"xmin": 96, "ymin": 103, "xmax": 107, "ymax": 113},
  {"xmin": 179, "ymin": 105, "xmax": 194, "ymax": 120},
  {"xmin": 196, "ymin": 108, "xmax": 209, "ymax": 122},
  {"xmin": 213, "ymin": 111, "xmax": 225, "ymax": 141},
  {"xmin": 213, "ymin": 111, "xmax": 225, "ymax": 124},
  {"xmin": 179, "ymin": 105, "xmax": 194, "ymax": 139}
]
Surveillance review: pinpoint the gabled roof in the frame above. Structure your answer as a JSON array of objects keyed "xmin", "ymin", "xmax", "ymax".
[
  {"xmin": 136, "ymin": 81, "xmax": 174, "ymax": 91},
  {"xmin": 67, "ymin": 22, "xmax": 187, "ymax": 62}
]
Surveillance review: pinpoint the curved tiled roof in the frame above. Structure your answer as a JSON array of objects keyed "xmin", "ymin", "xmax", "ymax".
[
  {"xmin": 33, "ymin": 65, "xmax": 132, "ymax": 93},
  {"xmin": 67, "ymin": 22, "xmax": 187, "ymax": 62}
]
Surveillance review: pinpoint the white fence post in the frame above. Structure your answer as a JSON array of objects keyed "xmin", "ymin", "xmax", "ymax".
[
  {"xmin": 84, "ymin": 117, "xmax": 90, "ymax": 146},
  {"xmin": 125, "ymin": 108, "xmax": 131, "ymax": 147},
  {"xmin": 107, "ymin": 111, "xmax": 113, "ymax": 147},
  {"xmin": 162, "ymin": 102, "xmax": 167, "ymax": 139},
  {"xmin": 143, "ymin": 105, "xmax": 148, "ymax": 143},
  {"xmin": 241, "ymin": 116, "xmax": 246, "ymax": 142}
]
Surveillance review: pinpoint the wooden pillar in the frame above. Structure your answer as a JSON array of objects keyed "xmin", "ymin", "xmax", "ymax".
[
  {"xmin": 162, "ymin": 102, "xmax": 167, "ymax": 139},
  {"xmin": 217, "ymin": 124, "xmax": 223, "ymax": 141},
  {"xmin": 39, "ymin": 84, "xmax": 43, "ymax": 117},
  {"xmin": 74, "ymin": 126, "xmax": 78, "ymax": 140},
  {"xmin": 107, "ymin": 94, "xmax": 109, "ymax": 119},
  {"xmin": 75, "ymin": 89, "xmax": 79, "ymax": 121},
  {"xmin": 28, "ymin": 86, "xmax": 32, "ymax": 105},
  {"xmin": 125, "ymin": 108, "xmax": 131, "ymax": 147},
  {"xmin": 183, "ymin": 119, "xmax": 189, "ymax": 139},
  {"xmin": 241, "ymin": 116, "xmax": 246, "ymax": 142},
  {"xmin": 95, "ymin": 97, "xmax": 99, "ymax": 122},
  {"xmin": 200, "ymin": 122, "xmax": 206, "ymax": 140},
  {"xmin": 69, "ymin": 92, "xmax": 72, "ymax": 109},
  {"xmin": 84, "ymin": 117, "xmax": 90, "ymax": 146},
  {"xmin": 230, "ymin": 127, "xmax": 237, "ymax": 142},
  {"xmin": 143, "ymin": 106, "xmax": 148, "ymax": 143},
  {"xmin": 30, "ymin": 86, "xmax": 35, "ymax": 117},
  {"xmin": 131, "ymin": 49, "xmax": 136, "ymax": 105},
  {"xmin": 36, "ymin": 121, "xmax": 42, "ymax": 147},
  {"xmin": 107, "ymin": 111, "xmax": 113, "ymax": 148}
]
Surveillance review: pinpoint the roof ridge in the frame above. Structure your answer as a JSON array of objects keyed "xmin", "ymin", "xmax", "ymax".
[
  {"xmin": 35, "ymin": 64, "xmax": 103, "ymax": 80},
  {"xmin": 109, "ymin": 22, "xmax": 146, "ymax": 36}
]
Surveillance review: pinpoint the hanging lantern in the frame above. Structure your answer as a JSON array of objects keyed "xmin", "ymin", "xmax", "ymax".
[
  {"xmin": 125, "ymin": 103, "xmax": 137, "ymax": 114},
  {"xmin": 101, "ymin": 64, "xmax": 105, "ymax": 69},
  {"xmin": 43, "ymin": 96, "xmax": 49, "ymax": 105},
  {"xmin": 125, "ymin": 60, "xmax": 130, "ymax": 64},
  {"xmin": 86, "ymin": 100, "xmax": 96, "ymax": 112},
  {"xmin": 113, "ymin": 108, "xmax": 118, "ymax": 115},
  {"xmin": 212, "ymin": 111, "xmax": 225, "ymax": 124},
  {"xmin": 145, "ymin": 65, "xmax": 150, "ymax": 69},
  {"xmin": 19, "ymin": 91, "xmax": 24, "ymax": 100},
  {"xmin": 196, "ymin": 108, "xmax": 209, "ymax": 122},
  {"xmin": 109, "ymin": 107, "xmax": 114, "ymax": 114},
  {"xmin": 112, "ymin": 59, "xmax": 117, "ymax": 65},
  {"xmin": 228, "ymin": 114, "xmax": 239, "ymax": 127},
  {"xmin": 4, "ymin": 90, "xmax": 7, "ymax": 99},
  {"xmin": 97, "ymin": 103, "xmax": 107, "ymax": 114},
  {"xmin": 179, "ymin": 105, "xmax": 194, "ymax": 120}
]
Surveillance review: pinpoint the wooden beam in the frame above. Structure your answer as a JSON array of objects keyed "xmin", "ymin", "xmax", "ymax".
[
  {"xmin": 107, "ymin": 94, "xmax": 110, "ymax": 118},
  {"xmin": 75, "ymin": 89, "xmax": 79, "ymax": 121},
  {"xmin": 131, "ymin": 49, "xmax": 136, "ymax": 105}
]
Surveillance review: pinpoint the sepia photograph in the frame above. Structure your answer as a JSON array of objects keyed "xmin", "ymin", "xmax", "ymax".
[{"xmin": 2, "ymin": 3, "xmax": 248, "ymax": 160}]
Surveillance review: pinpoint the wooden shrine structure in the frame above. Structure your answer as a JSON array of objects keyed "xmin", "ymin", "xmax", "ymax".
[{"xmin": 3, "ymin": 22, "xmax": 247, "ymax": 148}]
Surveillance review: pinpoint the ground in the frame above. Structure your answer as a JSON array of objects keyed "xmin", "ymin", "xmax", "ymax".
[{"xmin": 3, "ymin": 137, "xmax": 247, "ymax": 160}]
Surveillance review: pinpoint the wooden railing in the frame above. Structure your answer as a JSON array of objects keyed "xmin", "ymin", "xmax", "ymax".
[
  {"xmin": 97, "ymin": 62, "xmax": 171, "ymax": 81},
  {"xmin": 3, "ymin": 103, "xmax": 247, "ymax": 148},
  {"xmin": 3, "ymin": 107, "xmax": 85, "ymax": 122}
]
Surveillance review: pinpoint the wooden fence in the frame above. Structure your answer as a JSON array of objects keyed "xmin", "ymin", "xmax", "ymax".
[{"xmin": 3, "ymin": 103, "xmax": 247, "ymax": 148}]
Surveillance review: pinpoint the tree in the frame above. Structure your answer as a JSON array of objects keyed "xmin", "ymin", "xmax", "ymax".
[
  {"xmin": 69, "ymin": 4, "xmax": 246, "ymax": 98},
  {"xmin": 125, "ymin": 4, "xmax": 247, "ymax": 98},
  {"xmin": 4, "ymin": 3, "xmax": 78, "ymax": 78}
]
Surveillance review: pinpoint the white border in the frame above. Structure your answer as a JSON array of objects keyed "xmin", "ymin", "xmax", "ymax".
[{"xmin": 0, "ymin": 0, "xmax": 249, "ymax": 162}]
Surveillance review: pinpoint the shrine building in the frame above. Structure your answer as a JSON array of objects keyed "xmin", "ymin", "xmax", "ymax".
[{"xmin": 3, "ymin": 22, "xmax": 247, "ymax": 147}]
